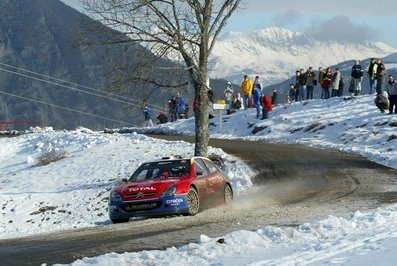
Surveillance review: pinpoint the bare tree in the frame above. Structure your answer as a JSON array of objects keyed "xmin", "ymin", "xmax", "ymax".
[{"xmin": 81, "ymin": 0, "xmax": 241, "ymax": 156}]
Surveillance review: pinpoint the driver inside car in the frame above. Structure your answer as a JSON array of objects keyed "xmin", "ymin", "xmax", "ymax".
[{"xmin": 161, "ymin": 169, "xmax": 170, "ymax": 178}]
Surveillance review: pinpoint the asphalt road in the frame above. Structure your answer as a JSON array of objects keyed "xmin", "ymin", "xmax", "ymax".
[{"xmin": 1, "ymin": 136, "xmax": 397, "ymax": 266}]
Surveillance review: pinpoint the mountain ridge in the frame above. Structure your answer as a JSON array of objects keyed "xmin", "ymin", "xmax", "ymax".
[{"xmin": 210, "ymin": 27, "xmax": 397, "ymax": 85}]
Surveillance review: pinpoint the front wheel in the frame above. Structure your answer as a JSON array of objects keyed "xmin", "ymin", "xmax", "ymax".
[
  {"xmin": 224, "ymin": 184, "xmax": 233, "ymax": 205},
  {"xmin": 187, "ymin": 187, "xmax": 200, "ymax": 215}
]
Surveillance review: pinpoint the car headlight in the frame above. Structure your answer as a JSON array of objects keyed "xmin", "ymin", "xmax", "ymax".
[
  {"xmin": 162, "ymin": 185, "xmax": 176, "ymax": 197},
  {"xmin": 110, "ymin": 191, "xmax": 122, "ymax": 201}
]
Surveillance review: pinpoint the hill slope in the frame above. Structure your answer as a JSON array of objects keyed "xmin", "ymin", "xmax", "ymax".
[{"xmin": 0, "ymin": 0, "xmax": 215, "ymax": 130}]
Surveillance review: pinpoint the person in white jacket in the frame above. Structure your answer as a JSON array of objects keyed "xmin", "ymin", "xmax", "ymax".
[
  {"xmin": 224, "ymin": 82, "xmax": 234, "ymax": 112},
  {"xmin": 331, "ymin": 68, "xmax": 341, "ymax": 97}
]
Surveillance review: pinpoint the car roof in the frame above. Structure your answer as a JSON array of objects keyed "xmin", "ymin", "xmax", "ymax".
[{"xmin": 143, "ymin": 156, "xmax": 210, "ymax": 164}]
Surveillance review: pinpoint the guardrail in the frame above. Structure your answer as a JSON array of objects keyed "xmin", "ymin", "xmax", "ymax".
[{"xmin": 0, "ymin": 121, "xmax": 45, "ymax": 135}]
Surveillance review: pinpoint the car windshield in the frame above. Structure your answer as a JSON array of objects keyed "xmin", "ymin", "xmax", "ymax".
[{"xmin": 129, "ymin": 160, "xmax": 190, "ymax": 181}]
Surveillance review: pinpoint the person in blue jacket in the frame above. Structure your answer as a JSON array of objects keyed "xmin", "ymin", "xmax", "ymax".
[
  {"xmin": 143, "ymin": 104, "xmax": 154, "ymax": 127},
  {"xmin": 253, "ymin": 82, "xmax": 262, "ymax": 119}
]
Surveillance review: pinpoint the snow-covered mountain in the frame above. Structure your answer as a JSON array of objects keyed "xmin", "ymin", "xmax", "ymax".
[{"xmin": 210, "ymin": 27, "xmax": 397, "ymax": 85}]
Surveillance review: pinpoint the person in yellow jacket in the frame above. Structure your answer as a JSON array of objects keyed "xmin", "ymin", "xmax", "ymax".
[
  {"xmin": 366, "ymin": 58, "xmax": 378, "ymax": 94},
  {"xmin": 241, "ymin": 75, "xmax": 253, "ymax": 109}
]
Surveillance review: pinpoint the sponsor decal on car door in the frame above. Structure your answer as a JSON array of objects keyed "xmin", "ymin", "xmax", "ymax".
[
  {"xmin": 204, "ymin": 159, "xmax": 226, "ymax": 199},
  {"xmin": 194, "ymin": 159, "xmax": 214, "ymax": 205}
]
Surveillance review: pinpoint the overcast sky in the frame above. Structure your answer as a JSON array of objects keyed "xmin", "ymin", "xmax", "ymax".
[{"xmin": 61, "ymin": 0, "xmax": 397, "ymax": 47}]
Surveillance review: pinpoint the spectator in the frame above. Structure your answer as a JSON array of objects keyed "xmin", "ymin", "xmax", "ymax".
[
  {"xmin": 143, "ymin": 104, "xmax": 154, "ymax": 127},
  {"xmin": 207, "ymin": 87, "xmax": 214, "ymax": 103},
  {"xmin": 261, "ymin": 94, "xmax": 272, "ymax": 119},
  {"xmin": 157, "ymin": 111, "xmax": 168, "ymax": 124},
  {"xmin": 374, "ymin": 92, "xmax": 389, "ymax": 113},
  {"xmin": 331, "ymin": 68, "xmax": 341, "ymax": 97},
  {"xmin": 168, "ymin": 96, "xmax": 177, "ymax": 122},
  {"xmin": 351, "ymin": 60, "xmax": 364, "ymax": 96},
  {"xmin": 237, "ymin": 93, "xmax": 245, "ymax": 109},
  {"xmin": 294, "ymin": 70, "xmax": 300, "ymax": 102},
  {"xmin": 184, "ymin": 104, "xmax": 190, "ymax": 119},
  {"xmin": 241, "ymin": 75, "xmax": 253, "ymax": 109},
  {"xmin": 288, "ymin": 83, "xmax": 295, "ymax": 103},
  {"xmin": 250, "ymin": 76, "xmax": 262, "ymax": 108},
  {"xmin": 271, "ymin": 88, "xmax": 279, "ymax": 105},
  {"xmin": 318, "ymin": 67, "xmax": 326, "ymax": 99},
  {"xmin": 376, "ymin": 59, "xmax": 387, "ymax": 94},
  {"xmin": 231, "ymin": 93, "xmax": 242, "ymax": 110},
  {"xmin": 253, "ymin": 76, "xmax": 262, "ymax": 90},
  {"xmin": 253, "ymin": 82, "xmax": 262, "ymax": 118},
  {"xmin": 306, "ymin": 66, "xmax": 316, "ymax": 100},
  {"xmin": 321, "ymin": 67, "xmax": 332, "ymax": 99},
  {"xmin": 297, "ymin": 68, "xmax": 307, "ymax": 101},
  {"xmin": 207, "ymin": 87, "xmax": 215, "ymax": 119},
  {"xmin": 224, "ymin": 81, "xmax": 234, "ymax": 112},
  {"xmin": 348, "ymin": 78, "xmax": 355, "ymax": 96},
  {"xmin": 366, "ymin": 58, "xmax": 378, "ymax": 94},
  {"xmin": 176, "ymin": 93, "xmax": 187, "ymax": 119},
  {"xmin": 386, "ymin": 75, "xmax": 397, "ymax": 114},
  {"xmin": 338, "ymin": 77, "xmax": 345, "ymax": 97}
]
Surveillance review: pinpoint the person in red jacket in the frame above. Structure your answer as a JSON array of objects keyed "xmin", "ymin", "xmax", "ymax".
[{"xmin": 261, "ymin": 95, "xmax": 272, "ymax": 119}]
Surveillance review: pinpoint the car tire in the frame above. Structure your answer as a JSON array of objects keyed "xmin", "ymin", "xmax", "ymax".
[
  {"xmin": 224, "ymin": 184, "xmax": 233, "ymax": 205},
  {"xmin": 187, "ymin": 187, "xmax": 200, "ymax": 215},
  {"xmin": 111, "ymin": 218, "xmax": 129, "ymax": 224}
]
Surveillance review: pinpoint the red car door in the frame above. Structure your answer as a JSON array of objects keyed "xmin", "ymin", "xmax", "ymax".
[
  {"xmin": 203, "ymin": 159, "xmax": 226, "ymax": 200},
  {"xmin": 193, "ymin": 158, "xmax": 215, "ymax": 207},
  {"xmin": 198, "ymin": 158, "xmax": 225, "ymax": 206}
]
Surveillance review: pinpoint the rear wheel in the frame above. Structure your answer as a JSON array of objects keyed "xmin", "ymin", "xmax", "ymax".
[
  {"xmin": 111, "ymin": 218, "xmax": 129, "ymax": 224},
  {"xmin": 224, "ymin": 184, "xmax": 233, "ymax": 205},
  {"xmin": 187, "ymin": 187, "xmax": 200, "ymax": 215}
]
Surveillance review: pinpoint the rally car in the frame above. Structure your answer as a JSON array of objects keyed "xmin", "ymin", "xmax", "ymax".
[{"xmin": 108, "ymin": 156, "xmax": 233, "ymax": 223}]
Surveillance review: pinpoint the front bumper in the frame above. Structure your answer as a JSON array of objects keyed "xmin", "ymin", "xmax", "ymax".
[{"xmin": 109, "ymin": 194, "xmax": 189, "ymax": 219}]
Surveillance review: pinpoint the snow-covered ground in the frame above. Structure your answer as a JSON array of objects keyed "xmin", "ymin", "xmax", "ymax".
[
  {"xmin": 1, "ymin": 94, "xmax": 397, "ymax": 265},
  {"xmin": 0, "ymin": 128, "xmax": 253, "ymax": 239}
]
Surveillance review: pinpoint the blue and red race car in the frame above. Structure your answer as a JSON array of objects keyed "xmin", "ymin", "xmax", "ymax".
[{"xmin": 108, "ymin": 156, "xmax": 233, "ymax": 223}]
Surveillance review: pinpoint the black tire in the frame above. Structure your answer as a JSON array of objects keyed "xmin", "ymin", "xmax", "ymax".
[
  {"xmin": 111, "ymin": 218, "xmax": 129, "ymax": 224},
  {"xmin": 224, "ymin": 184, "xmax": 233, "ymax": 205},
  {"xmin": 187, "ymin": 187, "xmax": 200, "ymax": 215}
]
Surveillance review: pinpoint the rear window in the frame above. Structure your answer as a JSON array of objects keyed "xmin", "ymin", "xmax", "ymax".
[{"xmin": 129, "ymin": 160, "xmax": 190, "ymax": 181}]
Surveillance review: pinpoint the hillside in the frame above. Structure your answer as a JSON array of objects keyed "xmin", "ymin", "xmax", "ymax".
[
  {"xmin": 0, "ymin": 0, "xmax": 136, "ymax": 129},
  {"xmin": 0, "ymin": 0, "xmax": 231, "ymax": 130},
  {"xmin": 1, "ymin": 1, "xmax": 395, "ymax": 131}
]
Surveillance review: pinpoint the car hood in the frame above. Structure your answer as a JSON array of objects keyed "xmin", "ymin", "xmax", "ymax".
[{"xmin": 115, "ymin": 179, "xmax": 180, "ymax": 201}]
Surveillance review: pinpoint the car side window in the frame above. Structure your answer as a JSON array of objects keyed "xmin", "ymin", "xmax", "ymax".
[
  {"xmin": 194, "ymin": 159, "xmax": 209, "ymax": 178},
  {"xmin": 204, "ymin": 160, "xmax": 219, "ymax": 174},
  {"xmin": 152, "ymin": 168, "xmax": 162, "ymax": 178}
]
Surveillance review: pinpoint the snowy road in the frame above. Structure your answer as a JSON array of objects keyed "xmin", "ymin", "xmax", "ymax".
[{"xmin": 1, "ymin": 137, "xmax": 397, "ymax": 266}]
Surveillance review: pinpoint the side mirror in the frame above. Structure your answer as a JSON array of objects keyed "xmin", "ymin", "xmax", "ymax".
[
  {"xmin": 122, "ymin": 178, "xmax": 128, "ymax": 183},
  {"xmin": 196, "ymin": 171, "xmax": 203, "ymax": 177}
]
